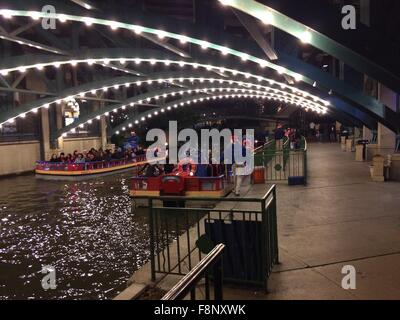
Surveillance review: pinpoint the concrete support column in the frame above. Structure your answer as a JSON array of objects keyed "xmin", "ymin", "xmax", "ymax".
[
  {"xmin": 56, "ymin": 102, "xmax": 64, "ymax": 151},
  {"xmin": 366, "ymin": 85, "xmax": 397, "ymax": 161},
  {"xmin": 25, "ymin": 71, "xmax": 53, "ymax": 159},
  {"xmin": 100, "ymin": 115, "xmax": 107, "ymax": 149},
  {"xmin": 363, "ymin": 126, "xmax": 372, "ymax": 141},
  {"xmin": 335, "ymin": 121, "xmax": 341, "ymax": 142},
  {"xmin": 354, "ymin": 126, "xmax": 361, "ymax": 139},
  {"xmin": 40, "ymin": 108, "xmax": 51, "ymax": 161},
  {"xmin": 377, "ymin": 84, "xmax": 397, "ymax": 153},
  {"xmin": 377, "ymin": 123, "xmax": 396, "ymax": 149}
]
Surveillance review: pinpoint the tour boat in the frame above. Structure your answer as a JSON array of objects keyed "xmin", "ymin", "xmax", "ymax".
[
  {"xmin": 35, "ymin": 155, "xmax": 149, "ymax": 180},
  {"xmin": 129, "ymin": 164, "xmax": 233, "ymax": 207}
]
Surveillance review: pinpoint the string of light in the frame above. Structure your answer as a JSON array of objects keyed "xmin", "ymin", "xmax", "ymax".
[
  {"xmin": 0, "ymin": 75, "xmax": 329, "ymax": 128},
  {"xmin": 57, "ymin": 87, "xmax": 328, "ymax": 137},
  {"xmin": 112, "ymin": 92, "xmax": 327, "ymax": 135},
  {"xmin": 0, "ymin": 9, "xmax": 305, "ymax": 80}
]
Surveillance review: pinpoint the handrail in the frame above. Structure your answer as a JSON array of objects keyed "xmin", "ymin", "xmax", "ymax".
[
  {"xmin": 131, "ymin": 174, "xmax": 226, "ymax": 181},
  {"xmin": 161, "ymin": 244, "xmax": 225, "ymax": 300},
  {"xmin": 254, "ymin": 140, "xmax": 274, "ymax": 154},
  {"xmin": 303, "ymin": 137, "xmax": 308, "ymax": 152},
  {"xmin": 147, "ymin": 184, "xmax": 278, "ymax": 290},
  {"xmin": 36, "ymin": 155, "xmax": 147, "ymax": 166},
  {"xmin": 283, "ymin": 136, "xmax": 289, "ymax": 147}
]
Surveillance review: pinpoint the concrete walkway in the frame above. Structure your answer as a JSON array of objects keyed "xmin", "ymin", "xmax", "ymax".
[{"xmin": 225, "ymin": 143, "xmax": 400, "ymax": 300}]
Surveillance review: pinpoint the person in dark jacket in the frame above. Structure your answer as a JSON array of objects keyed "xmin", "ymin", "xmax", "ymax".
[
  {"xmin": 139, "ymin": 163, "xmax": 162, "ymax": 177},
  {"xmin": 274, "ymin": 124, "xmax": 285, "ymax": 151}
]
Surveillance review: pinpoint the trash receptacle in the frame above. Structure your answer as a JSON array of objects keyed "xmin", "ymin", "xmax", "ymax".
[
  {"xmin": 356, "ymin": 140, "xmax": 369, "ymax": 161},
  {"xmin": 252, "ymin": 166, "xmax": 265, "ymax": 184}
]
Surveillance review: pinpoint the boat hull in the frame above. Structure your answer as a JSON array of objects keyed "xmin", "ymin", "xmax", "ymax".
[{"xmin": 35, "ymin": 162, "xmax": 141, "ymax": 181}]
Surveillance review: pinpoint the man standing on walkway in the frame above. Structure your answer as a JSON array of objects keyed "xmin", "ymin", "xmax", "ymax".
[
  {"xmin": 274, "ymin": 123, "xmax": 285, "ymax": 151},
  {"xmin": 230, "ymin": 136, "xmax": 248, "ymax": 197}
]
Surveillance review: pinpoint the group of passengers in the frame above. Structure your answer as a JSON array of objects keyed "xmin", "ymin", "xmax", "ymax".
[
  {"xmin": 48, "ymin": 146, "xmax": 146, "ymax": 164},
  {"xmin": 139, "ymin": 159, "xmax": 223, "ymax": 178}
]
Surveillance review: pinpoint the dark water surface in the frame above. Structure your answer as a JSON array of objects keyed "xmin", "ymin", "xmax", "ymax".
[{"xmin": 0, "ymin": 172, "xmax": 150, "ymax": 300}]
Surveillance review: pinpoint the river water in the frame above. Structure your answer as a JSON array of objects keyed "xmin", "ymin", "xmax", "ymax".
[{"xmin": 0, "ymin": 172, "xmax": 150, "ymax": 300}]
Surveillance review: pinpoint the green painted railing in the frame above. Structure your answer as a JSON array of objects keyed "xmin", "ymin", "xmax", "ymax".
[
  {"xmin": 254, "ymin": 137, "xmax": 307, "ymax": 184},
  {"xmin": 138, "ymin": 185, "xmax": 279, "ymax": 291},
  {"xmin": 254, "ymin": 139, "xmax": 276, "ymax": 167}
]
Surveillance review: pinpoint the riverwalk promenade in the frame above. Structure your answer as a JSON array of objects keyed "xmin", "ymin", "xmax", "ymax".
[{"xmin": 116, "ymin": 143, "xmax": 400, "ymax": 300}]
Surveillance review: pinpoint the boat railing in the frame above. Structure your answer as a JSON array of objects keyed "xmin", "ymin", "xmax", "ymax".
[
  {"xmin": 184, "ymin": 175, "xmax": 226, "ymax": 191},
  {"xmin": 36, "ymin": 155, "xmax": 147, "ymax": 171},
  {"xmin": 131, "ymin": 174, "xmax": 227, "ymax": 192}
]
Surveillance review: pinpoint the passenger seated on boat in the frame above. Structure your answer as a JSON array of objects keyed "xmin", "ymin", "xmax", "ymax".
[
  {"xmin": 57, "ymin": 152, "xmax": 66, "ymax": 162},
  {"xmin": 104, "ymin": 149, "xmax": 113, "ymax": 161},
  {"xmin": 124, "ymin": 148, "xmax": 135, "ymax": 161},
  {"xmin": 163, "ymin": 158, "xmax": 175, "ymax": 174},
  {"xmin": 86, "ymin": 153, "xmax": 95, "ymax": 162},
  {"xmin": 66, "ymin": 153, "xmax": 74, "ymax": 163},
  {"xmin": 130, "ymin": 148, "xmax": 141, "ymax": 161},
  {"xmin": 74, "ymin": 154, "xmax": 85, "ymax": 164},
  {"xmin": 195, "ymin": 164, "xmax": 208, "ymax": 177},
  {"xmin": 139, "ymin": 163, "xmax": 163, "ymax": 177},
  {"xmin": 49, "ymin": 154, "xmax": 58, "ymax": 162},
  {"xmin": 112, "ymin": 147, "xmax": 125, "ymax": 159},
  {"xmin": 94, "ymin": 149, "xmax": 103, "ymax": 161},
  {"xmin": 136, "ymin": 147, "xmax": 145, "ymax": 156}
]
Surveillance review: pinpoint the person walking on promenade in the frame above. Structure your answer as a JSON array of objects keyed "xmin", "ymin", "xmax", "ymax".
[{"xmin": 274, "ymin": 123, "xmax": 285, "ymax": 151}]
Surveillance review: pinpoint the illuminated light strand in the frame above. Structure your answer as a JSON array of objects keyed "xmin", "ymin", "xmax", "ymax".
[
  {"xmin": 61, "ymin": 87, "xmax": 327, "ymax": 136},
  {"xmin": 0, "ymin": 76, "xmax": 329, "ymax": 126},
  {"xmin": 112, "ymin": 92, "xmax": 327, "ymax": 134},
  {"xmin": 0, "ymin": 9, "xmax": 307, "ymax": 79},
  {"xmin": 0, "ymin": 58, "xmax": 312, "ymax": 101}
]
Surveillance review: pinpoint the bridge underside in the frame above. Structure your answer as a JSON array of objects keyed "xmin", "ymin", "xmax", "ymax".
[{"xmin": 0, "ymin": 0, "xmax": 398, "ymax": 158}]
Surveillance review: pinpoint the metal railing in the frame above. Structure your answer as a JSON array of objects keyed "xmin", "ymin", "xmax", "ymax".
[
  {"xmin": 303, "ymin": 139, "xmax": 308, "ymax": 185},
  {"xmin": 35, "ymin": 155, "xmax": 147, "ymax": 171},
  {"xmin": 162, "ymin": 244, "xmax": 225, "ymax": 300},
  {"xmin": 141, "ymin": 184, "xmax": 279, "ymax": 290},
  {"xmin": 254, "ymin": 137, "xmax": 307, "ymax": 184}
]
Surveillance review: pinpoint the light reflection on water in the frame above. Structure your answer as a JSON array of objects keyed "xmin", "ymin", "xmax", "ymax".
[{"xmin": 0, "ymin": 172, "xmax": 150, "ymax": 300}]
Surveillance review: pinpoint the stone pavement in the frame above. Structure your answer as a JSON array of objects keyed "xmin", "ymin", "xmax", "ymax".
[
  {"xmin": 116, "ymin": 143, "xmax": 400, "ymax": 300},
  {"xmin": 224, "ymin": 143, "xmax": 400, "ymax": 300}
]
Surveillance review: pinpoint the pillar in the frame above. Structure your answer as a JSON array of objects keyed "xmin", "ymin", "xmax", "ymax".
[
  {"xmin": 40, "ymin": 108, "xmax": 51, "ymax": 161},
  {"xmin": 377, "ymin": 84, "xmax": 397, "ymax": 155},
  {"xmin": 100, "ymin": 115, "xmax": 107, "ymax": 149},
  {"xmin": 25, "ymin": 70, "xmax": 54, "ymax": 160},
  {"xmin": 335, "ymin": 121, "xmax": 341, "ymax": 142},
  {"xmin": 56, "ymin": 102, "xmax": 64, "ymax": 151},
  {"xmin": 363, "ymin": 126, "xmax": 372, "ymax": 141}
]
